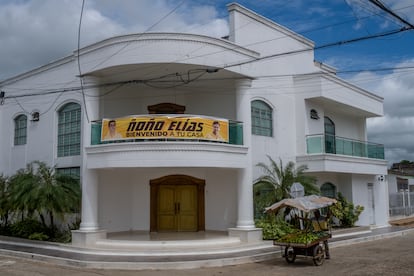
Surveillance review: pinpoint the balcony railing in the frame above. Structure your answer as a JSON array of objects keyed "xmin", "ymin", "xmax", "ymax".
[
  {"xmin": 306, "ymin": 134, "xmax": 384, "ymax": 159},
  {"xmin": 91, "ymin": 121, "xmax": 244, "ymax": 145}
]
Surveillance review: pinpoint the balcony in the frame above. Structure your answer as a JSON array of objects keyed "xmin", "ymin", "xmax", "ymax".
[
  {"xmin": 306, "ymin": 134, "xmax": 384, "ymax": 160},
  {"xmin": 86, "ymin": 120, "xmax": 247, "ymax": 169},
  {"xmin": 91, "ymin": 120, "xmax": 243, "ymax": 145}
]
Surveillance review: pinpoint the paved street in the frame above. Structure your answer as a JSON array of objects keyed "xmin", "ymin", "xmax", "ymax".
[{"xmin": 1, "ymin": 231, "xmax": 414, "ymax": 276}]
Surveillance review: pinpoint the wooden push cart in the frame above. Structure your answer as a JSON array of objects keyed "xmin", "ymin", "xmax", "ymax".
[
  {"xmin": 264, "ymin": 195, "xmax": 337, "ymax": 266},
  {"xmin": 273, "ymin": 232, "xmax": 331, "ymax": 266}
]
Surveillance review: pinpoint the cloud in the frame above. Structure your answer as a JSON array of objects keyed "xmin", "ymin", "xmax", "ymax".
[
  {"xmin": 0, "ymin": 0, "xmax": 228, "ymax": 81},
  {"xmin": 0, "ymin": 0, "xmax": 117, "ymax": 80},
  {"xmin": 348, "ymin": 60, "xmax": 414, "ymax": 165}
]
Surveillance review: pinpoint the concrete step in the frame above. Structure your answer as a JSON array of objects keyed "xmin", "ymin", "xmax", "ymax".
[
  {"xmin": 0, "ymin": 237, "xmax": 279, "ymax": 270},
  {"xmin": 94, "ymin": 236, "xmax": 242, "ymax": 250}
]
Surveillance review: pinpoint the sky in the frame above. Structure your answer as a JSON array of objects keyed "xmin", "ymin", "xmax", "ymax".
[{"xmin": 0, "ymin": 0, "xmax": 413, "ymax": 166}]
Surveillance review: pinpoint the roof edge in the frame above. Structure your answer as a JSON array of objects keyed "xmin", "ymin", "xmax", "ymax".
[{"xmin": 227, "ymin": 2, "xmax": 315, "ymax": 48}]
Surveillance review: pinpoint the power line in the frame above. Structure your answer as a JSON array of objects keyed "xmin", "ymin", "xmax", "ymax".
[
  {"xmin": 3, "ymin": 63, "xmax": 413, "ymax": 101},
  {"xmin": 2, "ymin": 3, "xmax": 414, "ymax": 102},
  {"xmin": 368, "ymin": 0, "xmax": 414, "ymax": 29},
  {"xmin": 87, "ymin": 1, "xmax": 185, "ymax": 72},
  {"xmin": 2, "ymin": 1, "xmax": 410, "ymax": 89},
  {"xmin": 77, "ymin": 0, "xmax": 90, "ymax": 123},
  {"xmin": 223, "ymin": 26, "xmax": 411, "ymax": 69}
]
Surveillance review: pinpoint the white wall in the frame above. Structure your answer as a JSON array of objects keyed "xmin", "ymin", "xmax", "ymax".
[
  {"xmin": 350, "ymin": 174, "xmax": 388, "ymax": 227},
  {"xmin": 228, "ymin": 3, "xmax": 315, "ymax": 76},
  {"xmin": 204, "ymin": 168, "xmax": 238, "ymax": 230},
  {"xmin": 99, "ymin": 169, "xmax": 133, "ymax": 232},
  {"xmin": 374, "ymin": 177, "xmax": 389, "ymax": 227},
  {"xmin": 388, "ymin": 174, "xmax": 398, "ymax": 194},
  {"xmin": 97, "ymin": 167, "xmax": 238, "ymax": 232},
  {"xmin": 251, "ymin": 77, "xmax": 298, "ymax": 180},
  {"xmin": 351, "ymin": 175, "xmax": 371, "ymax": 226},
  {"xmin": 325, "ymin": 109, "xmax": 365, "ymax": 141},
  {"xmin": 100, "ymin": 80, "xmax": 237, "ymax": 120},
  {"xmin": 1, "ymin": 95, "xmax": 82, "ymax": 175}
]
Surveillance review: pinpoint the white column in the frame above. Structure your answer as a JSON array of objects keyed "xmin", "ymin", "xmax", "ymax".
[
  {"xmin": 72, "ymin": 77, "xmax": 106, "ymax": 245},
  {"xmin": 79, "ymin": 169, "xmax": 99, "ymax": 230},
  {"xmin": 80, "ymin": 76, "xmax": 101, "ymax": 231},
  {"xmin": 375, "ymin": 175, "xmax": 390, "ymax": 227},
  {"xmin": 235, "ymin": 79, "xmax": 255, "ymax": 229}
]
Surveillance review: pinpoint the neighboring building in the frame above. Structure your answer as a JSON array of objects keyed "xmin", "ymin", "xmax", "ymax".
[
  {"xmin": 388, "ymin": 163, "xmax": 414, "ymax": 217},
  {"xmin": 0, "ymin": 3, "xmax": 389, "ymax": 246},
  {"xmin": 390, "ymin": 162, "xmax": 414, "ymax": 176}
]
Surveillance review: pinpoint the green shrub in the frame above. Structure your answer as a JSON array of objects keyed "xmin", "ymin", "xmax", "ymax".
[
  {"xmin": 0, "ymin": 225, "xmax": 11, "ymax": 236},
  {"xmin": 331, "ymin": 193, "xmax": 364, "ymax": 228},
  {"xmin": 28, "ymin": 232, "xmax": 49, "ymax": 241},
  {"xmin": 10, "ymin": 219, "xmax": 47, "ymax": 239}
]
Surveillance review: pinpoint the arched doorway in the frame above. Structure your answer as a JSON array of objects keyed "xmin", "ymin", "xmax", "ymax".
[
  {"xmin": 320, "ymin": 182, "xmax": 336, "ymax": 198},
  {"xmin": 150, "ymin": 175, "xmax": 205, "ymax": 232},
  {"xmin": 324, "ymin": 116, "xmax": 336, "ymax": 154}
]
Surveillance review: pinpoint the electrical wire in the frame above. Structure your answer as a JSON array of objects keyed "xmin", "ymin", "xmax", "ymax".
[
  {"xmin": 224, "ymin": 26, "xmax": 411, "ymax": 69},
  {"xmin": 86, "ymin": 0, "xmax": 185, "ymax": 73},
  {"xmin": 368, "ymin": 0, "xmax": 414, "ymax": 29},
  {"xmin": 2, "ymin": 1, "xmax": 412, "ymax": 91},
  {"xmin": 1, "ymin": 1, "xmax": 414, "ymax": 108},
  {"xmin": 2, "ymin": 62, "xmax": 414, "ymax": 101},
  {"xmin": 77, "ymin": 0, "xmax": 90, "ymax": 123}
]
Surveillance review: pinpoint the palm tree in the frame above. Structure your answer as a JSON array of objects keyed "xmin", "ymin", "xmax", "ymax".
[
  {"xmin": 254, "ymin": 156, "xmax": 319, "ymax": 203},
  {"xmin": 8, "ymin": 161, "xmax": 81, "ymax": 230},
  {"xmin": 8, "ymin": 164, "xmax": 38, "ymax": 220},
  {"xmin": 0, "ymin": 174, "xmax": 11, "ymax": 227},
  {"xmin": 32, "ymin": 161, "xmax": 81, "ymax": 229}
]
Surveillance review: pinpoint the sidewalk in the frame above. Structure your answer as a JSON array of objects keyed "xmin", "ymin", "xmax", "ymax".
[{"xmin": 0, "ymin": 225, "xmax": 413, "ymax": 270}]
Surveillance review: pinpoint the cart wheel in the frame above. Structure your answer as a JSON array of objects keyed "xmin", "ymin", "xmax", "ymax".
[
  {"xmin": 313, "ymin": 244, "xmax": 325, "ymax": 266},
  {"xmin": 285, "ymin": 246, "xmax": 296, "ymax": 263}
]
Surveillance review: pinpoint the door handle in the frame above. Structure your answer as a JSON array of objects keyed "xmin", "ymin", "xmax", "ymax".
[{"xmin": 174, "ymin": 202, "xmax": 181, "ymax": 214}]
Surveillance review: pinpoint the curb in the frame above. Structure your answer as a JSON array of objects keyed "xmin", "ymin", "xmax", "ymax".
[
  {"xmin": 330, "ymin": 227, "xmax": 414, "ymax": 248},
  {"xmin": 1, "ymin": 228, "xmax": 414, "ymax": 270}
]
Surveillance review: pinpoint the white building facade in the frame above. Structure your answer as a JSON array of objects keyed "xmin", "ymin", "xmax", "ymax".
[{"xmin": 0, "ymin": 3, "xmax": 388, "ymax": 246}]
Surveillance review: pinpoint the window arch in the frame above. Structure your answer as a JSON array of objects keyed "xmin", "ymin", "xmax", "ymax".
[
  {"xmin": 324, "ymin": 116, "xmax": 336, "ymax": 154},
  {"xmin": 14, "ymin": 114, "xmax": 27, "ymax": 145},
  {"xmin": 57, "ymin": 102, "xmax": 81, "ymax": 157},
  {"xmin": 251, "ymin": 100, "xmax": 273, "ymax": 137},
  {"xmin": 321, "ymin": 182, "xmax": 336, "ymax": 198}
]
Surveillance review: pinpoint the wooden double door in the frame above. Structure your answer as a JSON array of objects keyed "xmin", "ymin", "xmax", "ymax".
[{"xmin": 150, "ymin": 175, "xmax": 205, "ymax": 232}]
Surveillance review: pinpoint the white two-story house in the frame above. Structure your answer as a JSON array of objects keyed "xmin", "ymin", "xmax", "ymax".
[{"xmin": 0, "ymin": 3, "xmax": 388, "ymax": 246}]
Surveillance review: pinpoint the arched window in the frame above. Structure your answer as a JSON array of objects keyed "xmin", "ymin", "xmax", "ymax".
[
  {"xmin": 251, "ymin": 100, "xmax": 273, "ymax": 137},
  {"xmin": 57, "ymin": 103, "xmax": 81, "ymax": 157},
  {"xmin": 321, "ymin": 182, "xmax": 336, "ymax": 198},
  {"xmin": 14, "ymin": 114, "xmax": 27, "ymax": 145},
  {"xmin": 324, "ymin": 116, "xmax": 336, "ymax": 154}
]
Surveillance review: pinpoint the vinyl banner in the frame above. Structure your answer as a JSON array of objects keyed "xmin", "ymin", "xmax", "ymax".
[{"xmin": 101, "ymin": 115, "xmax": 229, "ymax": 142}]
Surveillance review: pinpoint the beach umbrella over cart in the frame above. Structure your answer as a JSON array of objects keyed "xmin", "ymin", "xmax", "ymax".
[{"xmin": 264, "ymin": 195, "xmax": 337, "ymax": 213}]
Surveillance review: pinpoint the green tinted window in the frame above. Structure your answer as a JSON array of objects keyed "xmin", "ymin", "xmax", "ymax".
[
  {"xmin": 56, "ymin": 167, "xmax": 81, "ymax": 180},
  {"xmin": 57, "ymin": 103, "xmax": 81, "ymax": 157},
  {"xmin": 14, "ymin": 115, "xmax": 27, "ymax": 145},
  {"xmin": 251, "ymin": 100, "xmax": 272, "ymax": 137}
]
